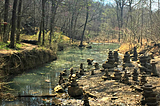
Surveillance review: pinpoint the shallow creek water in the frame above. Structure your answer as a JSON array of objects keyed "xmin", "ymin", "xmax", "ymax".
[{"xmin": 1, "ymin": 43, "xmax": 120, "ymax": 106}]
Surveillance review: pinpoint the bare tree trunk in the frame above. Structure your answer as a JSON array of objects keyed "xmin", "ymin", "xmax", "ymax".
[
  {"xmin": 34, "ymin": 0, "xmax": 36, "ymax": 26},
  {"xmin": 45, "ymin": 2, "xmax": 49, "ymax": 31},
  {"xmin": 115, "ymin": 0, "xmax": 125, "ymax": 42},
  {"xmin": 49, "ymin": 0, "xmax": 59, "ymax": 46},
  {"xmin": 120, "ymin": 7, "xmax": 123, "ymax": 40},
  {"xmin": 0, "ymin": 15, "xmax": 2, "ymax": 40},
  {"xmin": 42, "ymin": 0, "xmax": 46, "ymax": 45},
  {"xmin": 49, "ymin": 1, "xmax": 54, "ymax": 46},
  {"xmin": 149, "ymin": 0, "xmax": 152, "ymax": 42},
  {"xmin": 158, "ymin": 0, "xmax": 160, "ymax": 16},
  {"xmin": 10, "ymin": 0, "xmax": 18, "ymax": 48},
  {"xmin": 73, "ymin": 12, "xmax": 79, "ymax": 42},
  {"xmin": 70, "ymin": 13, "xmax": 74, "ymax": 43},
  {"xmin": 3, "ymin": 0, "xmax": 9, "ymax": 43},
  {"xmin": 70, "ymin": 0, "xmax": 78, "ymax": 43},
  {"xmin": 16, "ymin": 0, "xmax": 23, "ymax": 43},
  {"xmin": 80, "ymin": 0, "xmax": 89, "ymax": 46},
  {"xmin": 116, "ymin": 2, "xmax": 121, "ymax": 42},
  {"xmin": 141, "ymin": 0, "xmax": 143, "ymax": 46},
  {"xmin": 128, "ymin": 0, "xmax": 133, "ymax": 40},
  {"xmin": 38, "ymin": 21, "xmax": 42, "ymax": 43}
]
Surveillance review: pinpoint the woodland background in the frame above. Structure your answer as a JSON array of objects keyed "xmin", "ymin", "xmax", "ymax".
[{"xmin": 0, "ymin": 0, "xmax": 160, "ymax": 48}]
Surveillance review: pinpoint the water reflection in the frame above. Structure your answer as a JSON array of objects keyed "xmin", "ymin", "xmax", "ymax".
[{"xmin": 1, "ymin": 43, "xmax": 120, "ymax": 105}]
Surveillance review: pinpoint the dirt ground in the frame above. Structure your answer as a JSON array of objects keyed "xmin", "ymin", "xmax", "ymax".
[
  {"xmin": 59, "ymin": 60, "xmax": 160, "ymax": 106},
  {"xmin": 57, "ymin": 42, "xmax": 160, "ymax": 106}
]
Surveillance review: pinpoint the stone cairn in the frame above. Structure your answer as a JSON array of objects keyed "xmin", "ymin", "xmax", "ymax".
[
  {"xmin": 102, "ymin": 51, "xmax": 115, "ymax": 70},
  {"xmin": 80, "ymin": 63, "xmax": 83, "ymax": 69},
  {"xmin": 102, "ymin": 69, "xmax": 110, "ymax": 81},
  {"xmin": 113, "ymin": 50, "xmax": 119, "ymax": 63},
  {"xmin": 138, "ymin": 55, "xmax": 152, "ymax": 74},
  {"xmin": 151, "ymin": 61, "xmax": 159, "ymax": 77},
  {"xmin": 107, "ymin": 51, "xmax": 115, "ymax": 65},
  {"xmin": 93, "ymin": 62, "xmax": 99, "ymax": 70},
  {"xmin": 80, "ymin": 63, "xmax": 85, "ymax": 75},
  {"xmin": 59, "ymin": 73, "xmax": 65, "ymax": 85},
  {"xmin": 121, "ymin": 70, "xmax": 129, "ymax": 84},
  {"xmin": 122, "ymin": 52, "xmax": 132, "ymax": 70},
  {"xmin": 83, "ymin": 93, "xmax": 90, "ymax": 106},
  {"xmin": 132, "ymin": 68, "xmax": 139, "ymax": 81},
  {"xmin": 68, "ymin": 74, "xmax": 83, "ymax": 97},
  {"xmin": 76, "ymin": 71, "xmax": 81, "ymax": 78},
  {"xmin": 123, "ymin": 52, "xmax": 130, "ymax": 63},
  {"xmin": 70, "ymin": 74, "xmax": 78, "ymax": 87},
  {"xmin": 102, "ymin": 51, "xmax": 116, "ymax": 80},
  {"xmin": 132, "ymin": 46, "xmax": 138, "ymax": 61},
  {"xmin": 112, "ymin": 69, "xmax": 122, "ymax": 81},
  {"xmin": 68, "ymin": 67, "xmax": 74, "ymax": 82},
  {"xmin": 62, "ymin": 69, "xmax": 67, "ymax": 76},
  {"xmin": 141, "ymin": 83, "xmax": 158, "ymax": 106},
  {"xmin": 91, "ymin": 69, "xmax": 95, "ymax": 75},
  {"xmin": 140, "ymin": 72, "xmax": 147, "ymax": 86},
  {"xmin": 87, "ymin": 58, "xmax": 94, "ymax": 65}
]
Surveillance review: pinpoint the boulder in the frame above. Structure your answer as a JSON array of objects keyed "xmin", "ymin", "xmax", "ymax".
[{"xmin": 68, "ymin": 86, "xmax": 83, "ymax": 97}]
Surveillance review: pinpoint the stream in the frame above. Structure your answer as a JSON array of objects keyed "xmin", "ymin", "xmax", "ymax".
[{"xmin": 1, "ymin": 43, "xmax": 120, "ymax": 106}]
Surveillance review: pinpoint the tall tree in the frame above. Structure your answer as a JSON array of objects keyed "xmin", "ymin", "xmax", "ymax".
[
  {"xmin": 42, "ymin": 0, "xmax": 46, "ymax": 45},
  {"xmin": 68, "ymin": 0, "xmax": 81, "ymax": 43},
  {"xmin": 49, "ymin": 0, "xmax": 55, "ymax": 46},
  {"xmin": 16, "ymin": 0, "xmax": 23, "ymax": 43},
  {"xmin": 80, "ymin": 0, "xmax": 89, "ymax": 46},
  {"xmin": 38, "ymin": 21, "xmax": 42, "ymax": 43},
  {"xmin": 49, "ymin": 0, "xmax": 63, "ymax": 46},
  {"xmin": 149, "ymin": 0, "xmax": 152, "ymax": 40},
  {"xmin": 115, "ymin": 0, "xmax": 126, "ymax": 42},
  {"xmin": 0, "ymin": 3, "xmax": 3, "ymax": 39},
  {"xmin": 3, "ymin": 0, "xmax": 9, "ymax": 43},
  {"xmin": 9, "ymin": 0, "xmax": 18, "ymax": 48},
  {"xmin": 140, "ymin": 0, "xmax": 144, "ymax": 45},
  {"xmin": 158, "ymin": 0, "xmax": 160, "ymax": 15}
]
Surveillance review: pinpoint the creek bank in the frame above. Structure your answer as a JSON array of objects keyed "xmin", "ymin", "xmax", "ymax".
[{"xmin": 0, "ymin": 48, "xmax": 57, "ymax": 76}]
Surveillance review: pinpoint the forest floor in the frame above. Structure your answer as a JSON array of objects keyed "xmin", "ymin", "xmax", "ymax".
[{"xmin": 55, "ymin": 41, "xmax": 160, "ymax": 106}]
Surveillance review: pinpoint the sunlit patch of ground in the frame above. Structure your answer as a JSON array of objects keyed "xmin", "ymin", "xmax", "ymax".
[
  {"xmin": 76, "ymin": 70, "xmax": 142, "ymax": 105},
  {"xmin": 0, "ymin": 43, "xmax": 38, "ymax": 55}
]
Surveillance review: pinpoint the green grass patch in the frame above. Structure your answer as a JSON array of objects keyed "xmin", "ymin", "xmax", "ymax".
[
  {"xmin": 16, "ymin": 43, "xmax": 23, "ymax": 49},
  {"xmin": 0, "ymin": 42, "xmax": 10, "ymax": 50}
]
